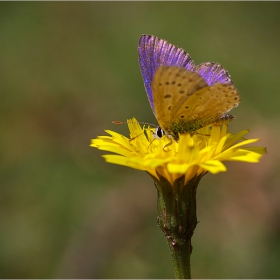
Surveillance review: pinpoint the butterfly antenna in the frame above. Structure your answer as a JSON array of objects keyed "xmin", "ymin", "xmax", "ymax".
[
  {"xmin": 112, "ymin": 120, "xmax": 157, "ymax": 127},
  {"xmin": 112, "ymin": 120, "xmax": 125, "ymax": 124}
]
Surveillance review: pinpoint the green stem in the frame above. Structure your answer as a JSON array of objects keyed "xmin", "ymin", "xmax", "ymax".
[{"xmin": 152, "ymin": 174, "xmax": 203, "ymax": 279}]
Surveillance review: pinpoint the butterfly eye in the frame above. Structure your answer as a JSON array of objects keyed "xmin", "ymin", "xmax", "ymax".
[{"xmin": 154, "ymin": 127, "xmax": 165, "ymax": 138}]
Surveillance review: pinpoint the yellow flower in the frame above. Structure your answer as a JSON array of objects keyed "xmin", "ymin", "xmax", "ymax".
[{"xmin": 90, "ymin": 118, "xmax": 266, "ymax": 185}]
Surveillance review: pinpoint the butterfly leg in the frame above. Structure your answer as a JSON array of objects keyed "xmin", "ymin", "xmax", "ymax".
[
  {"xmin": 163, "ymin": 136, "xmax": 174, "ymax": 151},
  {"xmin": 129, "ymin": 131, "xmax": 145, "ymax": 142}
]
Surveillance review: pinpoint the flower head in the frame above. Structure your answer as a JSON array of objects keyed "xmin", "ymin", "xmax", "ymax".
[{"xmin": 91, "ymin": 118, "xmax": 266, "ymax": 185}]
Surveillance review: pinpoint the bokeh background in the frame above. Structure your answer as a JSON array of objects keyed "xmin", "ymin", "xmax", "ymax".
[{"xmin": 0, "ymin": 2, "xmax": 279, "ymax": 278}]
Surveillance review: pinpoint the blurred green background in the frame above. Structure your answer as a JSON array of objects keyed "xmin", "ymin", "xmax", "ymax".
[{"xmin": 0, "ymin": 2, "xmax": 279, "ymax": 278}]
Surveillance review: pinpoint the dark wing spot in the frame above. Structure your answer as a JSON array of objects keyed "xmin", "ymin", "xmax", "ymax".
[
  {"xmin": 177, "ymin": 83, "xmax": 182, "ymax": 87},
  {"xmin": 185, "ymin": 106, "xmax": 190, "ymax": 109},
  {"xmin": 180, "ymin": 90, "xmax": 185, "ymax": 94},
  {"xmin": 165, "ymin": 82, "xmax": 170, "ymax": 85},
  {"xmin": 180, "ymin": 115, "xmax": 185, "ymax": 119},
  {"xmin": 159, "ymin": 83, "xmax": 162, "ymax": 86},
  {"xmin": 168, "ymin": 105, "xmax": 172, "ymax": 110},
  {"xmin": 164, "ymin": 94, "xmax": 171, "ymax": 98},
  {"xmin": 171, "ymin": 81, "xmax": 176, "ymax": 85}
]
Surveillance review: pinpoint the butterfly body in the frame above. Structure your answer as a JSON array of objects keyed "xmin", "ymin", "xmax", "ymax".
[{"xmin": 138, "ymin": 35, "xmax": 240, "ymax": 140}]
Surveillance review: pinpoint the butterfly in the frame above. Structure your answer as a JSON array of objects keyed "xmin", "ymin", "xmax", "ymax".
[{"xmin": 138, "ymin": 34, "xmax": 240, "ymax": 140}]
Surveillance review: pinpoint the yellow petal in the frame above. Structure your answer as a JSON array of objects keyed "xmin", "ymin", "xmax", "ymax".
[{"xmin": 199, "ymin": 160, "xmax": 227, "ymax": 174}]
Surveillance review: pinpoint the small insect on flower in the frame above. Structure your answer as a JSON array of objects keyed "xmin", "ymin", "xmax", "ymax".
[
  {"xmin": 91, "ymin": 35, "xmax": 266, "ymax": 184},
  {"xmin": 138, "ymin": 34, "xmax": 240, "ymax": 140}
]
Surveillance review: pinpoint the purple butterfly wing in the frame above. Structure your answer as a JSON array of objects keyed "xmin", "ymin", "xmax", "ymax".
[
  {"xmin": 195, "ymin": 62, "xmax": 234, "ymax": 86},
  {"xmin": 138, "ymin": 34, "xmax": 195, "ymax": 112}
]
